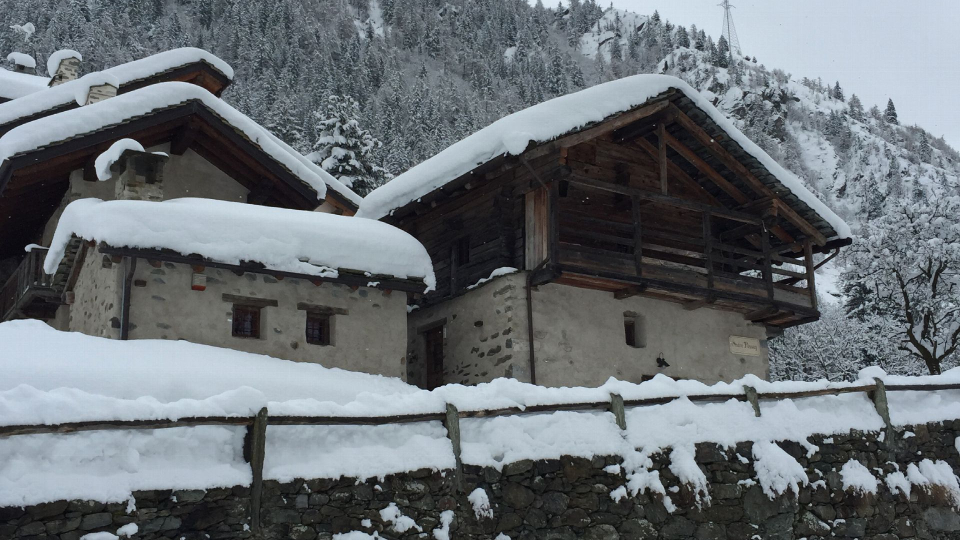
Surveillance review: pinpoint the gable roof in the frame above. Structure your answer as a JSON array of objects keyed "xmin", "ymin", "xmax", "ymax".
[
  {"xmin": 358, "ymin": 75, "xmax": 850, "ymax": 244},
  {"xmin": 0, "ymin": 82, "xmax": 360, "ymax": 258},
  {"xmin": 0, "ymin": 48, "xmax": 233, "ymax": 136},
  {"xmin": 0, "ymin": 68, "xmax": 49, "ymax": 102},
  {"xmin": 45, "ymin": 198, "xmax": 435, "ymax": 292}
]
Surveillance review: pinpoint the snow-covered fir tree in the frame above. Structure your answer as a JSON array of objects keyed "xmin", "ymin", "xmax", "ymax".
[{"xmin": 310, "ymin": 95, "xmax": 390, "ymax": 196}]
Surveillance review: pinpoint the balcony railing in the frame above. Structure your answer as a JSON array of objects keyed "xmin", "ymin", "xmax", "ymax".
[{"xmin": 0, "ymin": 247, "xmax": 60, "ymax": 322}]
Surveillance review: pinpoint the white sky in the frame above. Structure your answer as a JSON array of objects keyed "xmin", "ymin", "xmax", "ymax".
[{"xmin": 580, "ymin": 0, "xmax": 960, "ymax": 149}]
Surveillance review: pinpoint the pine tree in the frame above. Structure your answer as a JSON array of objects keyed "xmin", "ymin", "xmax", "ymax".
[
  {"xmin": 310, "ymin": 95, "xmax": 390, "ymax": 196},
  {"xmin": 714, "ymin": 36, "xmax": 730, "ymax": 68},
  {"xmin": 675, "ymin": 26, "xmax": 690, "ymax": 48},
  {"xmin": 884, "ymin": 99, "xmax": 899, "ymax": 125},
  {"xmin": 694, "ymin": 33, "xmax": 705, "ymax": 51},
  {"xmin": 919, "ymin": 131, "xmax": 932, "ymax": 163},
  {"xmin": 832, "ymin": 81, "xmax": 843, "ymax": 101},
  {"xmin": 848, "ymin": 94, "xmax": 864, "ymax": 122}
]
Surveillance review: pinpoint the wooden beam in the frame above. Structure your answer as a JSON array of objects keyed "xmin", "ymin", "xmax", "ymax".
[
  {"xmin": 634, "ymin": 138, "xmax": 723, "ymax": 207},
  {"xmin": 632, "ymin": 195, "xmax": 643, "ymax": 277},
  {"xmin": 663, "ymin": 131, "xmax": 750, "ymax": 205},
  {"xmin": 658, "ymin": 123, "xmax": 668, "ymax": 194},
  {"xmin": 170, "ymin": 122, "xmax": 200, "ymax": 155},
  {"xmin": 614, "ymin": 285, "xmax": 647, "ymax": 300},
  {"xmin": 667, "ymin": 103, "xmax": 827, "ymax": 246},
  {"xmin": 566, "ymin": 173, "xmax": 763, "ymax": 225},
  {"xmin": 745, "ymin": 306, "xmax": 779, "ymax": 322},
  {"xmin": 683, "ymin": 297, "xmax": 716, "ymax": 311},
  {"xmin": 804, "ymin": 240, "xmax": 818, "ymax": 311}
]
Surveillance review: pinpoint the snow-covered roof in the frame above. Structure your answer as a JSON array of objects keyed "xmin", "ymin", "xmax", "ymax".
[
  {"xmin": 0, "ymin": 48, "xmax": 233, "ymax": 128},
  {"xmin": 358, "ymin": 75, "xmax": 851, "ymax": 241},
  {"xmin": 0, "ymin": 81, "xmax": 339, "ymax": 202},
  {"xmin": 44, "ymin": 198, "xmax": 436, "ymax": 290},
  {"xmin": 0, "ymin": 67, "xmax": 49, "ymax": 101}
]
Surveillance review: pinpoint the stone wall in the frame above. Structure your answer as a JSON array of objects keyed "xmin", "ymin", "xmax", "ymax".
[
  {"xmin": 407, "ymin": 272, "xmax": 530, "ymax": 387},
  {"xmin": 123, "ymin": 256, "xmax": 409, "ymax": 378},
  {"xmin": 63, "ymin": 246, "xmax": 122, "ymax": 338},
  {"xmin": 6, "ymin": 421, "xmax": 960, "ymax": 540}
]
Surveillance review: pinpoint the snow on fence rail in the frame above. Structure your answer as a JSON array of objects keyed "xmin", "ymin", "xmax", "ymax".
[{"xmin": 1, "ymin": 378, "xmax": 959, "ymax": 532}]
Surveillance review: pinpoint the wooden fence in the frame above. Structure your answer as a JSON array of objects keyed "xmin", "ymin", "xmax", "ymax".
[{"xmin": 1, "ymin": 379, "xmax": 958, "ymax": 532}]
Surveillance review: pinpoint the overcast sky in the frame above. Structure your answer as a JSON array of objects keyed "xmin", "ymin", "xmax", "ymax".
[{"xmin": 588, "ymin": 0, "xmax": 960, "ymax": 148}]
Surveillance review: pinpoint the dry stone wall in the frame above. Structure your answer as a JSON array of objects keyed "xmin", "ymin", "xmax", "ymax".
[{"xmin": 5, "ymin": 421, "xmax": 960, "ymax": 540}]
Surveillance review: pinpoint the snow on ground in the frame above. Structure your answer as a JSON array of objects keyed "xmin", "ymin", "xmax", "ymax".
[
  {"xmin": 357, "ymin": 74, "xmax": 851, "ymax": 241},
  {"xmin": 3, "ymin": 323, "xmax": 960, "ymax": 507},
  {"xmin": 44, "ymin": 198, "xmax": 435, "ymax": 289}
]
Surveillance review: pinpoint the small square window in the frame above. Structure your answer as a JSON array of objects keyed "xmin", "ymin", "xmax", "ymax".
[
  {"xmin": 232, "ymin": 305, "xmax": 261, "ymax": 338},
  {"xmin": 306, "ymin": 312, "xmax": 332, "ymax": 346}
]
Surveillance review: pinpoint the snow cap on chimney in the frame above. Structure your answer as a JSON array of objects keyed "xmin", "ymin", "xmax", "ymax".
[
  {"xmin": 47, "ymin": 49, "xmax": 82, "ymax": 86},
  {"xmin": 74, "ymin": 72, "xmax": 120, "ymax": 106},
  {"xmin": 6, "ymin": 52, "xmax": 36, "ymax": 73}
]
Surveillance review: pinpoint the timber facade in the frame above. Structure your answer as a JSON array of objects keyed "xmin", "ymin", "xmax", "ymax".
[{"xmin": 385, "ymin": 88, "xmax": 850, "ymax": 388}]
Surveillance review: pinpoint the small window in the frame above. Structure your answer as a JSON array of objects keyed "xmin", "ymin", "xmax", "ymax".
[
  {"xmin": 456, "ymin": 236, "xmax": 471, "ymax": 265},
  {"xmin": 232, "ymin": 305, "xmax": 261, "ymax": 338},
  {"xmin": 306, "ymin": 312, "xmax": 332, "ymax": 346},
  {"xmin": 624, "ymin": 313, "xmax": 645, "ymax": 348},
  {"xmin": 625, "ymin": 318, "xmax": 637, "ymax": 347}
]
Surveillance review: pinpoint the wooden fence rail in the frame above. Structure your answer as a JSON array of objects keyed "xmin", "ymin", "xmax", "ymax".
[{"xmin": 2, "ymin": 380, "xmax": 959, "ymax": 532}]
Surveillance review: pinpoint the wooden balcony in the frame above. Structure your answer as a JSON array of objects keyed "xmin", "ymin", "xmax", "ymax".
[
  {"xmin": 530, "ymin": 175, "xmax": 821, "ymax": 329},
  {"xmin": 0, "ymin": 248, "xmax": 61, "ymax": 322}
]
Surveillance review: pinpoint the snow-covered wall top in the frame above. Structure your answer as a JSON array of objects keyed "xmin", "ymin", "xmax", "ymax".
[
  {"xmin": 0, "ymin": 82, "xmax": 335, "ymax": 202},
  {"xmin": 358, "ymin": 75, "xmax": 851, "ymax": 240},
  {"xmin": 0, "ymin": 67, "xmax": 49, "ymax": 101},
  {"xmin": 0, "ymin": 48, "xmax": 233, "ymax": 127},
  {"xmin": 44, "ymin": 198, "xmax": 436, "ymax": 290},
  {"xmin": 1, "ymin": 320, "xmax": 959, "ymax": 507}
]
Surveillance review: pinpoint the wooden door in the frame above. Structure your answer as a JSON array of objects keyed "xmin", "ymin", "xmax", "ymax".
[
  {"xmin": 423, "ymin": 326, "xmax": 445, "ymax": 390},
  {"xmin": 525, "ymin": 186, "xmax": 549, "ymax": 270}
]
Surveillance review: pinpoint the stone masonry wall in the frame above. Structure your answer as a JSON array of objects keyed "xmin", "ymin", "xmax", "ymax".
[{"xmin": 6, "ymin": 421, "xmax": 960, "ymax": 540}]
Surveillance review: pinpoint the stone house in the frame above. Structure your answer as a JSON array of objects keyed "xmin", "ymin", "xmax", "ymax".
[
  {"xmin": 358, "ymin": 75, "xmax": 852, "ymax": 388},
  {"xmin": 0, "ymin": 49, "xmax": 434, "ymax": 378}
]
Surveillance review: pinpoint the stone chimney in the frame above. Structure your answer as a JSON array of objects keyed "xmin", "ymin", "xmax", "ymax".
[
  {"xmin": 85, "ymin": 83, "xmax": 118, "ymax": 105},
  {"xmin": 47, "ymin": 49, "xmax": 82, "ymax": 87},
  {"xmin": 114, "ymin": 150, "xmax": 169, "ymax": 202},
  {"xmin": 5, "ymin": 52, "xmax": 35, "ymax": 74}
]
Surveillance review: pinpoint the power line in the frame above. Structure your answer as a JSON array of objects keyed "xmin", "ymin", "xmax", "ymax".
[{"xmin": 719, "ymin": 0, "xmax": 742, "ymax": 56}]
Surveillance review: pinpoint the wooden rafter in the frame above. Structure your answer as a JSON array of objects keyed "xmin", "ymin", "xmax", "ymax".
[
  {"xmin": 657, "ymin": 123, "xmax": 668, "ymax": 194},
  {"xmin": 667, "ymin": 103, "xmax": 827, "ymax": 246}
]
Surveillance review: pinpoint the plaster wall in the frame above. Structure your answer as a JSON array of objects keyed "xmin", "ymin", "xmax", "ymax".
[
  {"xmin": 125, "ymin": 259, "xmax": 407, "ymax": 378},
  {"xmin": 530, "ymin": 279, "xmax": 769, "ymax": 386},
  {"xmin": 411, "ymin": 272, "xmax": 768, "ymax": 388}
]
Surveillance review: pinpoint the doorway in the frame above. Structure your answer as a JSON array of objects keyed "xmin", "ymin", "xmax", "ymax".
[{"xmin": 423, "ymin": 325, "xmax": 445, "ymax": 390}]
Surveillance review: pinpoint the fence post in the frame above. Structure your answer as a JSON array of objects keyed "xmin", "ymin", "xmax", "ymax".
[
  {"xmin": 744, "ymin": 386, "xmax": 761, "ymax": 417},
  {"xmin": 443, "ymin": 403, "xmax": 464, "ymax": 493},
  {"xmin": 609, "ymin": 394, "xmax": 627, "ymax": 431},
  {"xmin": 246, "ymin": 407, "xmax": 268, "ymax": 533},
  {"xmin": 870, "ymin": 378, "xmax": 894, "ymax": 443}
]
